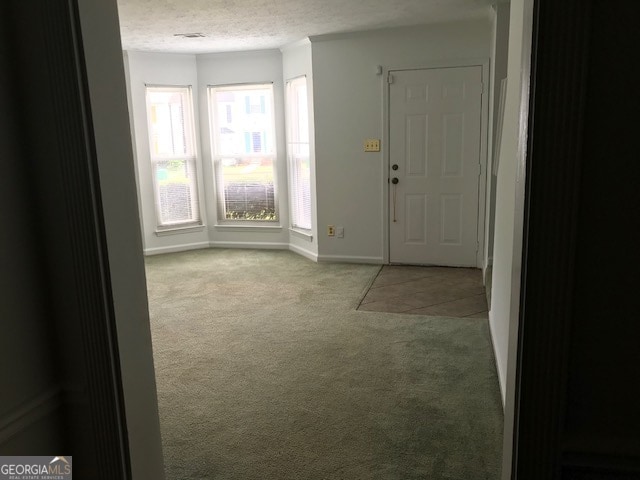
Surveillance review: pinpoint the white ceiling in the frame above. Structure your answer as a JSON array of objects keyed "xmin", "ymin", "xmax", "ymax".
[{"xmin": 117, "ymin": 0, "xmax": 495, "ymax": 54}]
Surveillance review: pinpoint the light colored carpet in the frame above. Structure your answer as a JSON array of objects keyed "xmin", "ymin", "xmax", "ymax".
[{"xmin": 145, "ymin": 249, "xmax": 503, "ymax": 480}]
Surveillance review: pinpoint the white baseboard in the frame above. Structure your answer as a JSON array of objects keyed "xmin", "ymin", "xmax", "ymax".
[
  {"xmin": 317, "ymin": 254, "xmax": 384, "ymax": 265},
  {"xmin": 0, "ymin": 387, "xmax": 62, "ymax": 445},
  {"xmin": 145, "ymin": 242, "xmax": 382, "ymax": 266},
  {"xmin": 288, "ymin": 243, "xmax": 318, "ymax": 262},
  {"xmin": 482, "ymin": 256, "xmax": 493, "ymax": 280},
  {"xmin": 209, "ymin": 241, "xmax": 289, "ymax": 250},
  {"xmin": 487, "ymin": 310, "xmax": 507, "ymax": 409},
  {"xmin": 144, "ymin": 241, "xmax": 210, "ymax": 256}
]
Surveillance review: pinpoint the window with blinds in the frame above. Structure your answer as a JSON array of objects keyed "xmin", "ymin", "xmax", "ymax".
[
  {"xmin": 286, "ymin": 77, "xmax": 311, "ymax": 230},
  {"xmin": 209, "ymin": 83, "xmax": 278, "ymax": 222},
  {"xmin": 145, "ymin": 86, "xmax": 201, "ymax": 229}
]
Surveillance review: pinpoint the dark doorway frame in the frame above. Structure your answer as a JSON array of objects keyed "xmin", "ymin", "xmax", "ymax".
[
  {"xmin": 1, "ymin": 0, "xmax": 131, "ymax": 477},
  {"xmin": 513, "ymin": 1, "xmax": 640, "ymax": 478}
]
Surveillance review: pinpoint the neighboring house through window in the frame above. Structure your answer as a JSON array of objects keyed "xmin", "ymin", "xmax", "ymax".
[{"xmin": 209, "ymin": 83, "xmax": 278, "ymax": 222}]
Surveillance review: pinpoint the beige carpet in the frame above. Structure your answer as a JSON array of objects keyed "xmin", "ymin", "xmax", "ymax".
[{"xmin": 145, "ymin": 248, "xmax": 503, "ymax": 480}]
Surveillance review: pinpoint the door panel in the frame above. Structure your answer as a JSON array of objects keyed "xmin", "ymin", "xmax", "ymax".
[
  {"xmin": 406, "ymin": 115, "xmax": 427, "ymax": 175},
  {"xmin": 405, "ymin": 194, "xmax": 428, "ymax": 244},
  {"xmin": 389, "ymin": 66, "xmax": 482, "ymax": 266},
  {"xmin": 443, "ymin": 114, "xmax": 464, "ymax": 176},
  {"xmin": 441, "ymin": 194, "xmax": 463, "ymax": 245}
]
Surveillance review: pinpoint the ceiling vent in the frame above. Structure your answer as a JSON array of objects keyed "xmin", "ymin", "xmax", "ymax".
[{"xmin": 174, "ymin": 33, "xmax": 207, "ymax": 38}]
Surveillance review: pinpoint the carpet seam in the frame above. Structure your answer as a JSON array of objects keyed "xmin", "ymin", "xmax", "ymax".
[{"xmin": 354, "ymin": 264, "xmax": 384, "ymax": 311}]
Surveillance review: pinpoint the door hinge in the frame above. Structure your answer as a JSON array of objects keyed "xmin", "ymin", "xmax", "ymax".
[{"xmin": 387, "ymin": 73, "xmax": 394, "ymax": 84}]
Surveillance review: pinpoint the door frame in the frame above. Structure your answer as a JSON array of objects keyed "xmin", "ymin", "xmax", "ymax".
[{"xmin": 382, "ymin": 59, "xmax": 490, "ymax": 268}]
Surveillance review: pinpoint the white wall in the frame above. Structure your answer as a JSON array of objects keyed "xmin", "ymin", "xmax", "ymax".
[
  {"xmin": 125, "ymin": 51, "xmax": 210, "ymax": 255},
  {"xmin": 489, "ymin": 0, "xmax": 529, "ymax": 406},
  {"xmin": 197, "ymin": 50, "xmax": 290, "ymax": 249},
  {"xmin": 281, "ymin": 40, "xmax": 318, "ymax": 261},
  {"xmin": 78, "ymin": 1, "xmax": 166, "ymax": 478},
  {"xmin": 309, "ymin": 21, "xmax": 492, "ymax": 263},
  {"xmin": 484, "ymin": 2, "xmax": 510, "ymax": 275},
  {"xmin": 496, "ymin": 0, "xmax": 534, "ymax": 475}
]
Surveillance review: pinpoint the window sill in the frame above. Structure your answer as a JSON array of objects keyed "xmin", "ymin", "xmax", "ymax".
[
  {"xmin": 213, "ymin": 224, "xmax": 283, "ymax": 233},
  {"xmin": 155, "ymin": 224, "xmax": 205, "ymax": 236},
  {"xmin": 289, "ymin": 228, "xmax": 313, "ymax": 242}
]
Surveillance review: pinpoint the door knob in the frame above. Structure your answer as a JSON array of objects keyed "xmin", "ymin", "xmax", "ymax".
[
  {"xmin": 392, "ymin": 164, "xmax": 399, "ymax": 170},
  {"xmin": 391, "ymin": 177, "xmax": 399, "ymax": 184}
]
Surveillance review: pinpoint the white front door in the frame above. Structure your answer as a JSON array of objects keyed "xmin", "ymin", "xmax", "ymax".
[{"xmin": 389, "ymin": 66, "xmax": 483, "ymax": 266}]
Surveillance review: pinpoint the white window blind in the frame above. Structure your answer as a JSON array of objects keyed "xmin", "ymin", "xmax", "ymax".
[
  {"xmin": 209, "ymin": 84, "xmax": 278, "ymax": 222},
  {"xmin": 286, "ymin": 77, "xmax": 311, "ymax": 230},
  {"xmin": 146, "ymin": 86, "xmax": 201, "ymax": 229}
]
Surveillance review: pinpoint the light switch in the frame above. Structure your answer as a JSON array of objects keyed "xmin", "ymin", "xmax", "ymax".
[{"xmin": 364, "ymin": 139, "xmax": 380, "ymax": 152}]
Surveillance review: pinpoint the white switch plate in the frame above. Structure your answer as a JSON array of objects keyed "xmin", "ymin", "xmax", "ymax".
[{"xmin": 364, "ymin": 139, "xmax": 380, "ymax": 152}]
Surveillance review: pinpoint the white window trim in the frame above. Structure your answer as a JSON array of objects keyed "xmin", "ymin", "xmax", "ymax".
[
  {"xmin": 155, "ymin": 225, "xmax": 206, "ymax": 236},
  {"xmin": 289, "ymin": 228, "xmax": 313, "ymax": 242},
  {"xmin": 145, "ymin": 85, "xmax": 203, "ymax": 230},
  {"xmin": 213, "ymin": 224, "xmax": 283, "ymax": 233},
  {"xmin": 285, "ymin": 76, "xmax": 312, "ymax": 231}
]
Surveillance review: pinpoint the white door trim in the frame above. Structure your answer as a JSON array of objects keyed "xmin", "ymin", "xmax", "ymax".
[{"xmin": 381, "ymin": 59, "xmax": 490, "ymax": 268}]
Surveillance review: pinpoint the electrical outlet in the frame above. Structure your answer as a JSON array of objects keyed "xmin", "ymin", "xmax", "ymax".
[
  {"xmin": 364, "ymin": 139, "xmax": 381, "ymax": 152},
  {"xmin": 336, "ymin": 226, "xmax": 344, "ymax": 238},
  {"xmin": 327, "ymin": 225, "xmax": 335, "ymax": 236}
]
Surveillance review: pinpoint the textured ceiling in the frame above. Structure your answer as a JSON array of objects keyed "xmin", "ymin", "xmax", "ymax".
[{"xmin": 117, "ymin": 0, "xmax": 495, "ymax": 54}]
